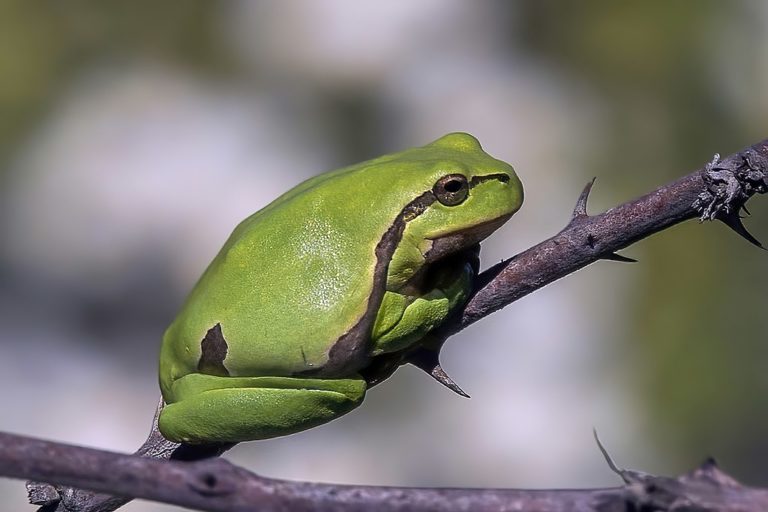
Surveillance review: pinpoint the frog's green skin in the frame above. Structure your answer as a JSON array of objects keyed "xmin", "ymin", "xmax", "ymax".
[{"xmin": 158, "ymin": 133, "xmax": 523, "ymax": 444}]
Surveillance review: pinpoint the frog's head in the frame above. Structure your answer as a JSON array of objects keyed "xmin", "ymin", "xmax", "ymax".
[
  {"xmin": 386, "ymin": 132, "xmax": 524, "ymax": 288},
  {"xmin": 418, "ymin": 132, "xmax": 523, "ymax": 261}
]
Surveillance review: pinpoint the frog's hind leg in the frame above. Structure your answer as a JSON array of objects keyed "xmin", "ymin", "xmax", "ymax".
[{"xmin": 158, "ymin": 374, "xmax": 366, "ymax": 444}]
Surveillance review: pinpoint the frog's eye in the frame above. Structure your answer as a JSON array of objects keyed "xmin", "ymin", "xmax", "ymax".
[{"xmin": 433, "ymin": 174, "xmax": 469, "ymax": 206}]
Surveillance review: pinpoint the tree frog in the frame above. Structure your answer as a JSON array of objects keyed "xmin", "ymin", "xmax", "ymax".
[{"xmin": 158, "ymin": 132, "xmax": 523, "ymax": 444}]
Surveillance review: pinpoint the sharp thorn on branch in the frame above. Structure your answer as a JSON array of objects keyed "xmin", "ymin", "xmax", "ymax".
[
  {"xmin": 593, "ymin": 429, "xmax": 649, "ymax": 485},
  {"xmin": 720, "ymin": 213, "xmax": 765, "ymax": 249},
  {"xmin": 593, "ymin": 429, "xmax": 628, "ymax": 483},
  {"xmin": 430, "ymin": 364, "xmax": 470, "ymax": 398},
  {"xmin": 600, "ymin": 252, "xmax": 638, "ymax": 263},
  {"xmin": 407, "ymin": 348, "xmax": 470, "ymax": 398},
  {"xmin": 572, "ymin": 177, "xmax": 597, "ymax": 219}
]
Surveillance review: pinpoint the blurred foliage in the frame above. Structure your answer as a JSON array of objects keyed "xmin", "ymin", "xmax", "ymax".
[
  {"xmin": 515, "ymin": 0, "xmax": 759, "ymax": 177},
  {"xmin": 0, "ymin": 0, "xmax": 228, "ymax": 169}
]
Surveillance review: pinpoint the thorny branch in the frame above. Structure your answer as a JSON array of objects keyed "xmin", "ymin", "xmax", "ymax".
[
  {"xmin": 389, "ymin": 138, "xmax": 768, "ymax": 394},
  {"xmin": 3, "ymin": 138, "xmax": 768, "ymax": 512},
  {"xmin": 4, "ymin": 430, "xmax": 768, "ymax": 512}
]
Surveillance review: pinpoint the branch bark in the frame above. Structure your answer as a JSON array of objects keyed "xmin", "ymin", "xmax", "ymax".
[
  {"xmin": 4, "ymin": 431, "xmax": 768, "ymax": 511},
  {"xmin": 452, "ymin": 141, "xmax": 767, "ymax": 335},
  {"xmin": 4, "ymin": 138, "xmax": 768, "ymax": 511}
]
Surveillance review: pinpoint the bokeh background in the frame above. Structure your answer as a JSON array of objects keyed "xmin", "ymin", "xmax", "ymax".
[{"xmin": 1, "ymin": 2, "xmax": 766, "ymax": 510}]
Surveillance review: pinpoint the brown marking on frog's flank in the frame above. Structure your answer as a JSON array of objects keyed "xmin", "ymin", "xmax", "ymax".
[{"xmin": 197, "ymin": 323, "xmax": 230, "ymax": 376}]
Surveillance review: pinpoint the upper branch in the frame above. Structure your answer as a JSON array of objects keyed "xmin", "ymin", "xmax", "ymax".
[
  {"xmin": 452, "ymin": 138, "xmax": 768, "ymax": 334},
  {"xmin": 402, "ymin": 138, "xmax": 767, "ymax": 391}
]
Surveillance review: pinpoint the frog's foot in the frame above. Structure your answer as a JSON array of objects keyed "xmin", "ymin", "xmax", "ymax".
[{"xmin": 159, "ymin": 374, "xmax": 366, "ymax": 444}]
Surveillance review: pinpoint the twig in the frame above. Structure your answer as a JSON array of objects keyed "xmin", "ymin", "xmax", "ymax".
[
  {"xmin": 454, "ymin": 140, "xmax": 767, "ymax": 333},
  {"xmin": 6, "ymin": 137, "xmax": 768, "ymax": 511}
]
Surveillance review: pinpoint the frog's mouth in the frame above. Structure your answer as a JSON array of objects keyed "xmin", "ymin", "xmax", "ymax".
[{"xmin": 422, "ymin": 213, "xmax": 513, "ymax": 264}]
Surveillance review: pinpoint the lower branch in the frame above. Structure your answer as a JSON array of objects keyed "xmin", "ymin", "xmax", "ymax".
[
  {"xmin": 26, "ymin": 401, "xmax": 232, "ymax": 512},
  {"xmin": 3, "ymin": 431, "xmax": 768, "ymax": 512}
]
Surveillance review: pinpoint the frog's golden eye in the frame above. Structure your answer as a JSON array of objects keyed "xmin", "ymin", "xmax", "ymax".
[{"xmin": 433, "ymin": 174, "xmax": 469, "ymax": 206}]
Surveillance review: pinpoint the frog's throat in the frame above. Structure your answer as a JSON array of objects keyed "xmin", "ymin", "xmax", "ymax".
[
  {"xmin": 310, "ymin": 172, "xmax": 511, "ymax": 378},
  {"xmin": 423, "ymin": 212, "xmax": 512, "ymax": 264}
]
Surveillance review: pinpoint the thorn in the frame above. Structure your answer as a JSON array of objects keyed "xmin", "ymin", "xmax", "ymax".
[
  {"xmin": 593, "ymin": 429, "xmax": 630, "ymax": 484},
  {"xmin": 741, "ymin": 204, "xmax": 751, "ymax": 216},
  {"xmin": 720, "ymin": 213, "xmax": 765, "ymax": 249},
  {"xmin": 572, "ymin": 178, "xmax": 597, "ymax": 219},
  {"xmin": 430, "ymin": 364, "xmax": 471, "ymax": 398},
  {"xmin": 601, "ymin": 252, "xmax": 638, "ymax": 263},
  {"xmin": 593, "ymin": 429, "xmax": 650, "ymax": 485},
  {"xmin": 407, "ymin": 348, "xmax": 470, "ymax": 398}
]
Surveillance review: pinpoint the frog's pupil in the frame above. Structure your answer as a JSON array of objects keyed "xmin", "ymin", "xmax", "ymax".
[{"xmin": 444, "ymin": 179, "xmax": 463, "ymax": 193}]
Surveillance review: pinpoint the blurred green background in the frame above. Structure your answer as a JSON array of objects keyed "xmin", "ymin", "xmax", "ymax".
[{"xmin": 0, "ymin": 2, "xmax": 766, "ymax": 511}]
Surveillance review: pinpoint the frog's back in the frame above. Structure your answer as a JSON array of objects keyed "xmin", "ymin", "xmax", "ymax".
[
  {"xmin": 161, "ymin": 155, "xmax": 430, "ymax": 391},
  {"xmin": 159, "ymin": 133, "xmax": 513, "ymax": 395}
]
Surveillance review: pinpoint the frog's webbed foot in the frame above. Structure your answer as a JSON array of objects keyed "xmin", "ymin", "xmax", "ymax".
[{"xmin": 693, "ymin": 151, "xmax": 768, "ymax": 248}]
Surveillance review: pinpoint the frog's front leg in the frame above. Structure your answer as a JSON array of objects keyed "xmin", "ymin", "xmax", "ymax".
[
  {"xmin": 371, "ymin": 256, "xmax": 474, "ymax": 356},
  {"xmin": 158, "ymin": 373, "xmax": 366, "ymax": 444}
]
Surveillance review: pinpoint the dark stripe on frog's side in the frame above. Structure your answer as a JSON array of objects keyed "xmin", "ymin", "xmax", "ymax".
[
  {"xmin": 313, "ymin": 190, "xmax": 438, "ymax": 376},
  {"xmin": 198, "ymin": 323, "xmax": 230, "ymax": 376},
  {"xmin": 311, "ymin": 172, "xmax": 512, "ymax": 377}
]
